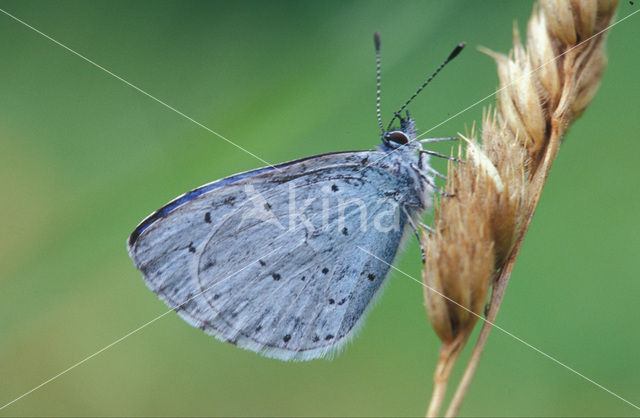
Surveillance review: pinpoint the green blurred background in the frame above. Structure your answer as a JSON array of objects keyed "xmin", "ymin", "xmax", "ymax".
[{"xmin": 1, "ymin": 1, "xmax": 639, "ymax": 416}]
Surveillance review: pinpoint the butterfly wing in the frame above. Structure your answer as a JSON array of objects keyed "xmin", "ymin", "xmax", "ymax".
[{"xmin": 128, "ymin": 151, "xmax": 414, "ymax": 360}]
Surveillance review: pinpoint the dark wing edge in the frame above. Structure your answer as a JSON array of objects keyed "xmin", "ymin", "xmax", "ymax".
[{"xmin": 127, "ymin": 150, "xmax": 367, "ymax": 248}]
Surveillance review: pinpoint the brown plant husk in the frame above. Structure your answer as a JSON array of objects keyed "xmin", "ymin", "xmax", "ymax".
[{"xmin": 422, "ymin": 1, "xmax": 619, "ymax": 416}]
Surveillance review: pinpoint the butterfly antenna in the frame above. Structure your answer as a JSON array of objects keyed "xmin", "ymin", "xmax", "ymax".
[
  {"xmin": 386, "ymin": 42, "xmax": 466, "ymax": 132},
  {"xmin": 374, "ymin": 31, "xmax": 385, "ymax": 135}
]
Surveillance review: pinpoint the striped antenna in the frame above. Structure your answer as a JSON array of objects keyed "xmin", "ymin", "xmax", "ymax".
[
  {"xmin": 374, "ymin": 31, "xmax": 385, "ymax": 135},
  {"xmin": 386, "ymin": 42, "xmax": 466, "ymax": 132}
]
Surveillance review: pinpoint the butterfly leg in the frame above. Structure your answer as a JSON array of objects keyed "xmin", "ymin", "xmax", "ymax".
[
  {"xmin": 419, "ymin": 149, "xmax": 462, "ymax": 163},
  {"xmin": 402, "ymin": 206, "xmax": 426, "ymax": 264},
  {"xmin": 422, "ymin": 164, "xmax": 446, "ymax": 180},
  {"xmin": 417, "ymin": 150, "xmax": 447, "ymax": 180},
  {"xmin": 409, "ymin": 163, "xmax": 454, "ymax": 198},
  {"xmin": 418, "ymin": 136, "xmax": 459, "ymax": 144},
  {"xmin": 418, "ymin": 220, "xmax": 434, "ymax": 234}
]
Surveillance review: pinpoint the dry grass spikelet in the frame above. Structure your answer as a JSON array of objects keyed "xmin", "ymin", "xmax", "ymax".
[
  {"xmin": 423, "ymin": 1, "xmax": 619, "ymax": 416},
  {"xmin": 424, "ymin": 135, "xmax": 491, "ymax": 345}
]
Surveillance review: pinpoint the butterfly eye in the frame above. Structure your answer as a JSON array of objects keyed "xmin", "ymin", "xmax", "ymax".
[{"xmin": 384, "ymin": 131, "xmax": 409, "ymax": 146}]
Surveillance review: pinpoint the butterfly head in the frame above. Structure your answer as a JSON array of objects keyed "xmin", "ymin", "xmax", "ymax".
[{"xmin": 381, "ymin": 110, "xmax": 417, "ymax": 150}]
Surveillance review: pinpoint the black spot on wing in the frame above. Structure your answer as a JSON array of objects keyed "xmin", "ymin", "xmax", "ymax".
[
  {"xmin": 204, "ymin": 212, "xmax": 212, "ymax": 223},
  {"xmin": 129, "ymin": 164, "xmax": 279, "ymax": 246},
  {"xmin": 127, "ymin": 150, "xmax": 372, "ymax": 246},
  {"xmin": 222, "ymin": 195, "xmax": 236, "ymax": 205}
]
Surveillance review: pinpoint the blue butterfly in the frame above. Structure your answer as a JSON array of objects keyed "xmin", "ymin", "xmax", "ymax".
[{"xmin": 128, "ymin": 33, "xmax": 464, "ymax": 360}]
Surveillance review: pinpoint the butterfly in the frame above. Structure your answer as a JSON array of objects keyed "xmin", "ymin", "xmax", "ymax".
[{"xmin": 128, "ymin": 33, "xmax": 464, "ymax": 361}]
